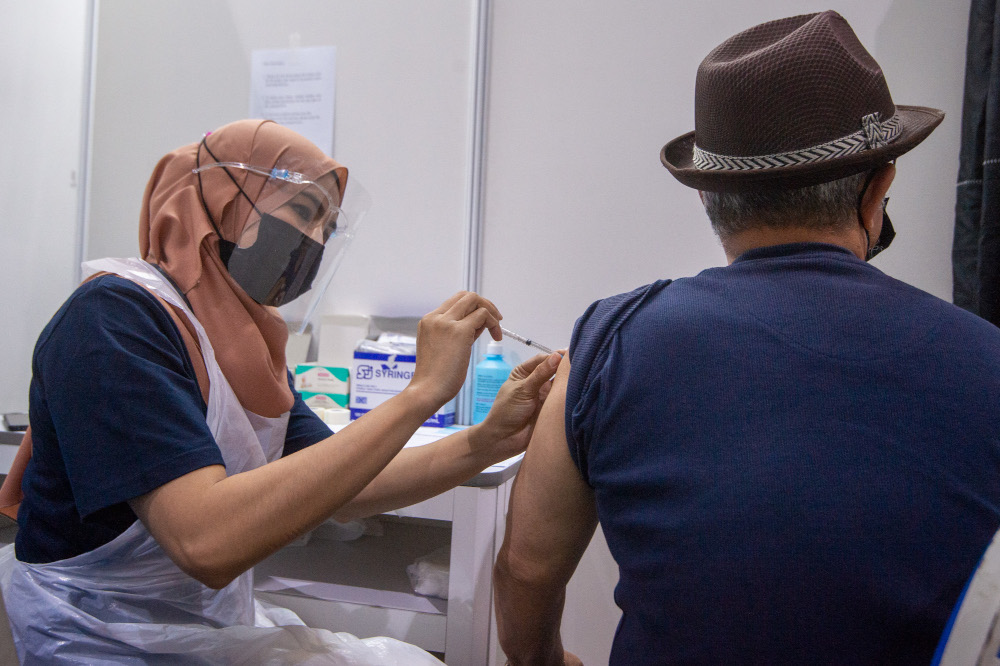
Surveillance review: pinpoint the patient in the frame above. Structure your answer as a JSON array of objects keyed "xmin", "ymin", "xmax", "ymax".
[{"xmin": 493, "ymin": 11, "xmax": 1000, "ymax": 665}]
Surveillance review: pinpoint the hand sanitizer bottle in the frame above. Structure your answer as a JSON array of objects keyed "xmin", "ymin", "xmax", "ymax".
[{"xmin": 472, "ymin": 341, "xmax": 512, "ymax": 424}]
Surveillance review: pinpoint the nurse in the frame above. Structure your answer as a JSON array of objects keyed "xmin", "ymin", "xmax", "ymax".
[{"xmin": 0, "ymin": 119, "xmax": 560, "ymax": 663}]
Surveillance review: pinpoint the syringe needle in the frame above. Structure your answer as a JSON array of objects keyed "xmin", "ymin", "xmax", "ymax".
[{"xmin": 500, "ymin": 326, "xmax": 554, "ymax": 354}]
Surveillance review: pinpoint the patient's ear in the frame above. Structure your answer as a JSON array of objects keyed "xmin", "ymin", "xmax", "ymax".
[{"xmin": 859, "ymin": 163, "xmax": 896, "ymax": 234}]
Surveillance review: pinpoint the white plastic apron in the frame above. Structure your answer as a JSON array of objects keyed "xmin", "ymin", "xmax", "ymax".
[{"xmin": 0, "ymin": 258, "xmax": 441, "ymax": 665}]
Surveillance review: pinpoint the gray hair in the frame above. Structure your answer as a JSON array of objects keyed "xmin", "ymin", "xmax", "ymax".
[{"xmin": 702, "ymin": 171, "xmax": 869, "ymax": 240}]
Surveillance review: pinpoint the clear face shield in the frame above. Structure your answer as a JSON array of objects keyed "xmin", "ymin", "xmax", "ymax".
[
  {"xmin": 279, "ymin": 175, "xmax": 371, "ymax": 332},
  {"xmin": 192, "ymin": 160, "xmax": 370, "ymax": 328}
]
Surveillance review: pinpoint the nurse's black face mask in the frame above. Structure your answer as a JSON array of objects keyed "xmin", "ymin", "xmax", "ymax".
[
  {"xmin": 194, "ymin": 137, "xmax": 339, "ymax": 307},
  {"xmin": 857, "ymin": 166, "xmax": 895, "ymax": 261},
  {"xmin": 225, "ymin": 213, "xmax": 324, "ymax": 307}
]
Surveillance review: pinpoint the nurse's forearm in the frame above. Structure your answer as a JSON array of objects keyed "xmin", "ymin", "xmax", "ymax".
[
  {"xmin": 131, "ymin": 289, "xmax": 505, "ymax": 588},
  {"xmin": 331, "ymin": 425, "xmax": 495, "ymax": 522},
  {"xmin": 131, "ymin": 384, "xmax": 439, "ymax": 589},
  {"xmin": 332, "ymin": 349, "xmax": 561, "ymax": 521}
]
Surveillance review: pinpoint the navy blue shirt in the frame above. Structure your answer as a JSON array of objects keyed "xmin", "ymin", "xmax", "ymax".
[
  {"xmin": 17, "ymin": 275, "xmax": 332, "ymax": 564},
  {"xmin": 567, "ymin": 244, "xmax": 1000, "ymax": 664}
]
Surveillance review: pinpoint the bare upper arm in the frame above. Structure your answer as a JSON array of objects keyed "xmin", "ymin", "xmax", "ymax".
[
  {"xmin": 500, "ymin": 355, "xmax": 598, "ymax": 584},
  {"xmin": 128, "ymin": 464, "xmax": 231, "ymax": 585},
  {"xmin": 128, "ymin": 464, "xmax": 227, "ymax": 529}
]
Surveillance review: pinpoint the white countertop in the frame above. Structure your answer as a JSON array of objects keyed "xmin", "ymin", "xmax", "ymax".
[{"xmin": 0, "ymin": 424, "xmax": 520, "ymax": 486}]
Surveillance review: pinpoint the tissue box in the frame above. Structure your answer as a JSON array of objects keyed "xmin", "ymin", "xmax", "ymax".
[
  {"xmin": 294, "ymin": 364, "xmax": 351, "ymax": 422},
  {"xmin": 300, "ymin": 391, "xmax": 349, "ymax": 410},
  {"xmin": 295, "ymin": 364, "xmax": 350, "ymax": 394},
  {"xmin": 350, "ymin": 350, "xmax": 455, "ymax": 427}
]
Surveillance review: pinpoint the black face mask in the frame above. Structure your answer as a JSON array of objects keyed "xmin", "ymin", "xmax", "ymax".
[
  {"xmin": 223, "ymin": 213, "xmax": 324, "ymax": 307},
  {"xmin": 858, "ymin": 168, "xmax": 895, "ymax": 261},
  {"xmin": 866, "ymin": 206, "xmax": 895, "ymax": 261}
]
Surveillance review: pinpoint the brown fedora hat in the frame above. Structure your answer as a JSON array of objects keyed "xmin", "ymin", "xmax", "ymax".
[{"xmin": 661, "ymin": 11, "xmax": 944, "ymax": 192}]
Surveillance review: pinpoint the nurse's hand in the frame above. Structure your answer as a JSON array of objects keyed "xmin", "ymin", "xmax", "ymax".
[
  {"xmin": 470, "ymin": 350, "xmax": 563, "ymax": 463},
  {"xmin": 408, "ymin": 291, "xmax": 503, "ymax": 409}
]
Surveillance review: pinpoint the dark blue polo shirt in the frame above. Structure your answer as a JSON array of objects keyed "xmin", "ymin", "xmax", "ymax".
[
  {"xmin": 16, "ymin": 274, "xmax": 332, "ymax": 564},
  {"xmin": 567, "ymin": 243, "xmax": 1000, "ymax": 664}
]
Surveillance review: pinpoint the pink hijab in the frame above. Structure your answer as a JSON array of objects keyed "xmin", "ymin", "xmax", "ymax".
[{"xmin": 141, "ymin": 119, "xmax": 347, "ymax": 416}]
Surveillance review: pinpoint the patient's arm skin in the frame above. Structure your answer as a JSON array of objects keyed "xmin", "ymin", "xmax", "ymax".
[{"xmin": 494, "ymin": 356, "xmax": 597, "ymax": 666}]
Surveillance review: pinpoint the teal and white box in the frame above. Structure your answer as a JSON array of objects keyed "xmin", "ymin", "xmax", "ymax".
[
  {"xmin": 295, "ymin": 363, "xmax": 350, "ymax": 395},
  {"xmin": 300, "ymin": 391, "xmax": 349, "ymax": 410},
  {"xmin": 350, "ymin": 350, "xmax": 455, "ymax": 427}
]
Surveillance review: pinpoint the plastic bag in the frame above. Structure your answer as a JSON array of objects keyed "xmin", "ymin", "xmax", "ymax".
[
  {"xmin": 406, "ymin": 546, "xmax": 450, "ymax": 599},
  {"xmin": 0, "ymin": 533, "xmax": 443, "ymax": 664},
  {"xmin": 290, "ymin": 517, "xmax": 384, "ymax": 547}
]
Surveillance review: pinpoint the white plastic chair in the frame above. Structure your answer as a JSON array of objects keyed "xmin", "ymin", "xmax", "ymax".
[{"xmin": 934, "ymin": 529, "xmax": 1000, "ymax": 665}]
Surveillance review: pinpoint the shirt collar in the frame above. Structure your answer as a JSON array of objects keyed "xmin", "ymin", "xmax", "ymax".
[{"xmin": 732, "ymin": 242, "xmax": 857, "ymax": 265}]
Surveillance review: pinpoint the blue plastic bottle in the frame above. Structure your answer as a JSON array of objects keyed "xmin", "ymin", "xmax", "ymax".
[{"xmin": 472, "ymin": 341, "xmax": 512, "ymax": 424}]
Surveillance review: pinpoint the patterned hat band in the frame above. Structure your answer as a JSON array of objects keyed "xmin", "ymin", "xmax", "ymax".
[{"xmin": 692, "ymin": 112, "xmax": 901, "ymax": 172}]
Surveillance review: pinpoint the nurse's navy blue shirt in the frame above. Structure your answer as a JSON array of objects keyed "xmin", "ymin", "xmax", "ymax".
[
  {"xmin": 16, "ymin": 274, "xmax": 333, "ymax": 564},
  {"xmin": 566, "ymin": 243, "xmax": 1000, "ymax": 664}
]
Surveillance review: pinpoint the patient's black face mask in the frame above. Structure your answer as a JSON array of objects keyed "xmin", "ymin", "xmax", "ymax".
[
  {"xmin": 865, "ymin": 202, "xmax": 895, "ymax": 261},
  {"xmin": 221, "ymin": 214, "xmax": 324, "ymax": 307},
  {"xmin": 858, "ymin": 170, "xmax": 895, "ymax": 261}
]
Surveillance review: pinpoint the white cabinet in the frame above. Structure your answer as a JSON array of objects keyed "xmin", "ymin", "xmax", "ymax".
[{"xmin": 254, "ymin": 460, "xmax": 520, "ymax": 665}]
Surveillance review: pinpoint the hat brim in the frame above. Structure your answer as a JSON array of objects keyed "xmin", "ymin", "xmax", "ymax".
[{"xmin": 660, "ymin": 105, "xmax": 944, "ymax": 192}]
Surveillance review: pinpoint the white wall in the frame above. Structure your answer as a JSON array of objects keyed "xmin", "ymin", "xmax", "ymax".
[
  {"xmin": 0, "ymin": 1, "xmax": 90, "ymax": 413},
  {"xmin": 87, "ymin": 0, "xmax": 479, "ymax": 320},
  {"xmin": 481, "ymin": 1, "xmax": 971, "ymax": 662}
]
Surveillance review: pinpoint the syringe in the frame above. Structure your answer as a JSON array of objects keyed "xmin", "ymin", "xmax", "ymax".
[{"xmin": 500, "ymin": 326, "xmax": 554, "ymax": 354}]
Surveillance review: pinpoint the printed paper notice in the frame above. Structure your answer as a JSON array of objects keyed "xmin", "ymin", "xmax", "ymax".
[{"xmin": 250, "ymin": 46, "xmax": 336, "ymax": 156}]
